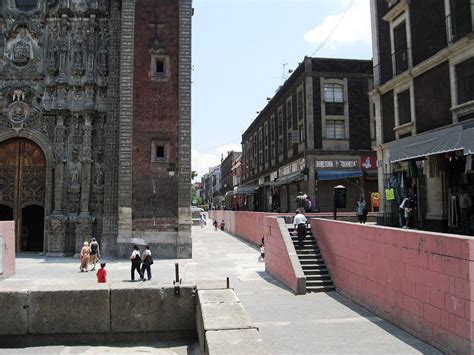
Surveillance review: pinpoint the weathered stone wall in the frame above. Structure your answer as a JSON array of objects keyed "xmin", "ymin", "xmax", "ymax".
[
  {"xmin": 0, "ymin": 284, "xmax": 196, "ymax": 346},
  {"xmin": 0, "ymin": 221, "xmax": 15, "ymax": 280}
]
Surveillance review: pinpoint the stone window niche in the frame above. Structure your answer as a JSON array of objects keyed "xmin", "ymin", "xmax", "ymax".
[
  {"xmin": 15, "ymin": 0, "xmax": 38, "ymax": 12},
  {"xmin": 150, "ymin": 55, "xmax": 169, "ymax": 81},
  {"xmin": 151, "ymin": 140, "xmax": 169, "ymax": 162}
]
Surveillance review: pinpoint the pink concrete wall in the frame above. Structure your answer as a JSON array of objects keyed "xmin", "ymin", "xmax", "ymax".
[
  {"xmin": 263, "ymin": 217, "xmax": 305, "ymax": 294},
  {"xmin": 0, "ymin": 221, "xmax": 15, "ymax": 280},
  {"xmin": 311, "ymin": 218, "xmax": 474, "ymax": 354},
  {"xmin": 208, "ymin": 210, "xmax": 374, "ymax": 246}
]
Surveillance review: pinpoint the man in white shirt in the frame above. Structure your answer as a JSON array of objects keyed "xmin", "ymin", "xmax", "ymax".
[{"xmin": 293, "ymin": 210, "xmax": 307, "ymax": 248}]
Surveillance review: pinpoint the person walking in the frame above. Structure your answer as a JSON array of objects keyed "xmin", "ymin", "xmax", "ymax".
[
  {"xmin": 399, "ymin": 194, "xmax": 410, "ymax": 228},
  {"xmin": 357, "ymin": 195, "xmax": 368, "ymax": 224},
  {"xmin": 130, "ymin": 245, "xmax": 144, "ymax": 281},
  {"xmin": 79, "ymin": 241, "xmax": 91, "ymax": 272},
  {"xmin": 89, "ymin": 237, "xmax": 100, "ymax": 271},
  {"xmin": 213, "ymin": 219, "xmax": 218, "ymax": 231},
  {"xmin": 293, "ymin": 210, "xmax": 307, "ymax": 248},
  {"xmin": 295, "ymin": 192, "xmax": 307, "ymax": 213},
  {"xmin": 305, "ymin": 196, "xmax": 313, "ymax": 213},
  {"xmin": 141, "ymin": 245, "xmax": 154, "ymax": 281}
]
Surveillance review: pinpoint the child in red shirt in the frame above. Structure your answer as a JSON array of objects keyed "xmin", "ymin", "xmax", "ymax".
[{"xmin": 97, "ymin": 262, "xmax": 107, "ymax": 283}]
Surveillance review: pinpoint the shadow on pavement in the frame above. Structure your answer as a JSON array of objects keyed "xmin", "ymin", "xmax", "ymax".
[{"xmin": 326, "ymin": 291, "xmax": 441, "ymax": 354}]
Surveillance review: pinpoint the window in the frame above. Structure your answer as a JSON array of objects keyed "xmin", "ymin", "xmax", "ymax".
[
  {"xmin": 397, "ymin": 89, "xmax": 411, "ymax": 125},
  {"xmin": 15, "ymin": 0, "xmax": 37, "ymax": 11},
  {"xmin": 297, "ymin": 87, "xmax": 304, "ymax": 121},
  {"xmin": 155, "ymin": 59, "xmax": 165, "ymax": 73},
  {"xmin": 393, "ymin": 22, "xmax": 409, "ymax": 74},
  {"xmin": 151, "ymin": 55, "xmax": 169, "ymax": 79},
  {"xmin": 278, "ymin": 107, "xmax": 283, "ymax": 136},
  {"xmin": 299, "ymin": 124, "xmax": 305, "ymax": 143},
  {"xmin": 326, "ymin": 120, "xmax": 345, "ymax": 139},
  {"xmin": 286, "ymin": 98, "xmax": 293, "ymax": 128},
  {"xmin": 456, "ymin": 57, "xmax": 474, "ymax": 104},
  {"xmin": 287, "ymin": 132, "xmax": 292, "ymax": 150},
  {"xmin": 151, "ymin": 140, "xmax": 168, "ymax": 162},
  {"xmin": 270, "ymin": 114, "xmax": 275, "ymax": 142},
  {"xmin": 278, "ymin": 137, "xmax": 283, "ymax": 154},
  {"xmin": 324, "ymin": 84, "xmax": 344, "ymax": 103}
]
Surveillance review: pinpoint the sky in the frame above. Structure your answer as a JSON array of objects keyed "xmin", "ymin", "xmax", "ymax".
[{"xmin": 191, "ymin": 0, "xmax": 373, "ymax": 179}]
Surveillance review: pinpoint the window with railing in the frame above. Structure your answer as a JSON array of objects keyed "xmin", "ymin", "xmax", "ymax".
[
  {"xmin": 326, "ymin": 120, "xmax": 345, "ymax": 139},
  {"xmin": 286, "ymin": 98, "xmax": 293, "ymax": 128},
  {"xmin": 297, "ymin": 86, "xmax": 304, "ymax": 121},
  {"xmin": 278, "ymin": 107, "xmax": 283, "ymax": 136}
]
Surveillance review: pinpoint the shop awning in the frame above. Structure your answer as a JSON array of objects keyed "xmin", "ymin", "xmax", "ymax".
[
  {"xmin": 274, "ymin": 171, "xmax": 303, "ymax": 186},
  {"xmin": 233, "ymin": 185, "xmax": 257, "ymax": 194},
  {"xmin": 389, "ymin": 122, "xmax": 474, "ymax": 163},
  {"xmin": 317, "ymin": 169, "xmax": 363, "ymax": 181}
]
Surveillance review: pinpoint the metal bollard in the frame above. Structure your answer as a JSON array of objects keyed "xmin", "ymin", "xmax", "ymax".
[
  {"xmin": 175, "ymin": 263, "xmax": 179, "ymax": 283},
  {"xmin": 226, "ymin": 277, "xmax": 230, "ymax": 289}
]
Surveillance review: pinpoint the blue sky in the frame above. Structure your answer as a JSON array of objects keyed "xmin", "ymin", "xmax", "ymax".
[{"xmin": 191, "ymin": 0, "xmax": 373, "ymax": 178}]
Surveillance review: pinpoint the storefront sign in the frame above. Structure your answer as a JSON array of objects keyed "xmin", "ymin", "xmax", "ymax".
[
  {"xmin": 360, "ymin": 156, "xmax": 377, "ymax": 171},
  {"xmin": 270, "ymin": 171, "xmax": 278, "ymax": 181},
  {"xmin": 279, "ymin": 158, "xmax": 305, "ymax": 177},
  {"xmin": 315, "ymin": 159, "xmax": 359, "ymax": 169}
]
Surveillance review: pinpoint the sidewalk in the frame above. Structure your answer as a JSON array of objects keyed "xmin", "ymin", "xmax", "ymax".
[{"xmin": 3, "ymin": 222, "xmax": 441, "ymax": 354}]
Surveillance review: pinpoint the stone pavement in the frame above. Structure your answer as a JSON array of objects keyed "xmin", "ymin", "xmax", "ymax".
[{"xmin": 2, "ymin": 221, "xmax": 441, "ymax": 354}]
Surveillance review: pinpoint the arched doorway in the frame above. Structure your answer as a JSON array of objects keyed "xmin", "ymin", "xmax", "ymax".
[{"xmin": 0, "ymin": 138, "xmax": 46, "ymax": 252}]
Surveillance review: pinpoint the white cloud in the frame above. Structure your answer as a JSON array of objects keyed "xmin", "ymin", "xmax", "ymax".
[
  {"xmin": 304, "ymin": 0, "xmax": 372, "ymax": 48},
  {"xmin": 192, "ymin": 143, "xmax": 241, "ymax": 179}
]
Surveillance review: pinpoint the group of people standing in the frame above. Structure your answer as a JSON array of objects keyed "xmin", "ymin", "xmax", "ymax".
[{"xmin": 79, "ymin": 237, "xmax": 101, "ymax": 272}]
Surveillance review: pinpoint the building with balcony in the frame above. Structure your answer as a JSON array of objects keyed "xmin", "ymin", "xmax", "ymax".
[
  {"xmin": 370, "ymin": 0, "xmax": 474, "ymax": 233},
  {"xmin": 241, "ymin": 57, "xmax": 377, "ymax": 213}
]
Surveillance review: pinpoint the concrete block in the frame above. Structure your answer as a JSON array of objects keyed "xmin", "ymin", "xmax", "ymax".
[
  {"xmin": 205, "ymin": 329, "xmax": 267, "ymax": 355},
  {"xmin": 200, "ymin": 302, "xmax": 255, "ymax": 331},
  {"xmin": 198, "ymin": 289, "xmax": 239, "ymax": 304},
  {"xmin": 0, "ymin": 291, "xmax": 28, "ymax": 335},
  {"xmin": 28, "ymin": 286, "xmax": 110, "ymax": 334},
  {"xmin": 110, "ymin": 285, "xmax": 195, "ymax": 333}
]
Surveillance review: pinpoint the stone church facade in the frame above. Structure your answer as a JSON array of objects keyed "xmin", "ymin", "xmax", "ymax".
[{"xmin": 0, "ymin": 0, "xmax": 192, "ymax": 258}]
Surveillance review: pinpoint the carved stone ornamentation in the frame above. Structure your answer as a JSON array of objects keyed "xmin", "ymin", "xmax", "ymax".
[{"xmin": 45, "ymin": 215, "xmax": 68, "ymax": 256}]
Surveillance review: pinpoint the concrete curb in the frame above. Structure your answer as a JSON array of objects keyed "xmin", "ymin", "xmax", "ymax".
[{"xmin": 196, "ymin": 288, "xmax": 267, "ymax": 355}]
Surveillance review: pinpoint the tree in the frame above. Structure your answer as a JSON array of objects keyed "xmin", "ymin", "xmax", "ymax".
[{"xmin": 191, "ymin": 170, "xmax": 198, "ymax": 181}]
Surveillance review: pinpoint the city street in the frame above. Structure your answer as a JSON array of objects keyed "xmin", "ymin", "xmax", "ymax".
[{"xmin": 2, "ymin": 222, "xmax": 441, "ymax": 354}]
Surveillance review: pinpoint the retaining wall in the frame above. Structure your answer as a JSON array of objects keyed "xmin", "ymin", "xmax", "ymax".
[
  {"xmin": 0, "ymin": 284, "xmax": 196, "ymax": 347},
  {"xmin": 0, "ymin": 221, "xmax": 15, "ymax": 280},
  {"xmin": 263, "ymin": 217, "xmax": 305, "ymax": 295},
  {"xmin": 208, "ymin": 210, "xmax": 373, "ymax": 247},
  {"xmin": 311, "ymin": 218, "xmax": 474, "ymax": 355}
]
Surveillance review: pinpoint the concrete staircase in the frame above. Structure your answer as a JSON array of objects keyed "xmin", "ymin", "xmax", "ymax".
[{"xmin": 289, "ymin": 225, "xmax": 335, "ymax": 293}]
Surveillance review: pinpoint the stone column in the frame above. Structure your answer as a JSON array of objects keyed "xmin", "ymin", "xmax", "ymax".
[
  {"xmin": 80, "ymin": 115, "xmax": 92, "ymax": 215},
  {"xmin": 53, "ymin": 115, "xmax": 66, "ymax": 214},
  {"xmin": 117, "ymin": 0, "xmax": 136, "ymax": 247},
  {"xmin": 306, "ymin": 154, "xmax": 317, "ymax": 211},
  {"xmin": 176, "ymin": 0, "xmax": 193, "ymax": 258}
]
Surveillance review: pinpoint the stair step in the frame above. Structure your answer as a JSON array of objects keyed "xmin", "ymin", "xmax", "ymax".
[
  {"xmin": 302, "ymin": 264, "xmax": 328, "ymax": 270},
  {"xmin": 303, "ymin": 269, "xmax": 328, "ymax": 275},
  {"xmin": 306, "ymin": 275, "xmax": 331, "ymax": 281},
  {"xmin": 306, "ymin": 280, "xmax": 334, "ymax": 287},
  {"xmin": 296, "ymin": 249, "xmax": 320, "ymax": 255},
  {"xmin": 297, "ymin": 254, "xmax": 321, "ymax": 259},
  {"xmin": 300, "ymin": 259, "xmax": 325, "ymax": 265},
  {"xmin": 306, "ymin": 286, "xmax": 336, "ymax": 293}
]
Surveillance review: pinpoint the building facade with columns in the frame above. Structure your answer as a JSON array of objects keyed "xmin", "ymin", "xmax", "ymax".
[
  {"xmin": 370, "ymin": 0, "xmax": 474, "ymax": 233},
  {"xmin": 241, "ymin": 57, "xmax": 377, "ymax": 213},
  {"xmin": 0, "ymin": 0, "xmax": 192, "ymax": 257}
]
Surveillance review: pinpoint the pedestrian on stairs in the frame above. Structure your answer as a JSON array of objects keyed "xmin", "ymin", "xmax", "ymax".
[{"xmin": 293, "ymin": 210, "xmax": 307, "ymax": 248}]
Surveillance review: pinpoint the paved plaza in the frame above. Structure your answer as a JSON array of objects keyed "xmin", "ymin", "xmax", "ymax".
[{"xmin": 1, "ymin": 221, "xmax": 441, "ymax": 354}]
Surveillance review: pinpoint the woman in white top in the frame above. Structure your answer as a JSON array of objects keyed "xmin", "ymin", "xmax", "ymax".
[{"xmin": 130, "ymin": 244, "xmax": 144, "ymax": 281}]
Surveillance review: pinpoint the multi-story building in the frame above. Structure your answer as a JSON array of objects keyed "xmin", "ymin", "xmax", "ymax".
[
  {"xmin": 220, "ymin": 151, "xmax": 242, "ymax": 209},
  {"xmin": 241, "ymin": 57, "xmax": 378, "ymax": 213},
  {"xmin": 0, "ymin": 0, "xmax": 192, "ymax": 258},
  {"xmin": 370, "ymin": 0, "xmax": 474, "ymax": 233}
]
